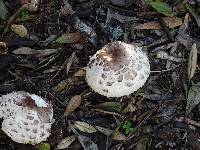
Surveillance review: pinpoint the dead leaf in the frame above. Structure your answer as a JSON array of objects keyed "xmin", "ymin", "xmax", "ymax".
[
  {"xmin": 94, "ymin": 102, "xmax": 123, "ymax": 114},
  {"xmin": 74, "ymin": 17, "xmax": 97, "ymax": 46},
  {"xmin": 52, "ymin": 78, "xmax": 74, "ymax": 93},
  {"xmin": 78, "ymin": 135, "xmax": 98, "ymax": 150},
  {"xmin": 111, "ymin": 12, "xmax": 137, "ymax": 23},
  {"xmin": 57, "ymin": 135, "xmax": 76, "ymax": 150},
  {"xmin": 136, "ymin": 136, "xmax": 150, "ymax": 150},
  {"xmin": 74, "ymin": 69, "xmax": 85, "ymax": 77},
  {"xmin": 54, "ymin": 33, "xmax": 82, "ymax": 44},
  {"xmin": 11, "ymin": 24, "xmax": 28, "ymax": 37},
  {"xmin": 112, "ymin": 130, "xmax": 126, "ymax": 141},
  {"xmin": 13, "ymin": 47, "xmax": 58, "ymax": 57},
  {"xmin": 60, "ymin": 1, "xmax": 74, "ymax": 15},
  {"xmin": 13, "ymin": 47, "xmax": 33, "ymax": 55},
  {"xmin": 36, "ymin": 49, "xmax": 58, "ymax": 57},
  {"xmin": 134, "ymin": 17, "xmax": 182, "ymax": 30},
  {"xmin": 185, "ymin": 3, "xmax": 200, "ymax": 28},
  {"xmin": 74, "ymin": 121, "xmax": 97, "ymax": 133},
  {"xmin": 110, "ymin": 0, "xmax": 133, "ymax": 7},
  {"xmin": 188, "ymin": 43, "xmax": 197, "ymax": 80},
  {"xmin": 0, "ymin": 42, "xmax": 8, "ymax": 54},
  {"xmin": 0, "ymin": 0, "xmax": 8, "ymax": 20},
  {"xmin": 95, "ymin": 126, "xmax": 113, "ymax": 136},
  {"xmin": 176, "ymin": 117, "xmax": 200, "ymax": 127},
  {"xmin": 186, "ymin": 82, "xmax": 200, "ymax": 114},
  {"xmin": 64, "ymin": 95, "xmax": 82, "ymax": 116}
]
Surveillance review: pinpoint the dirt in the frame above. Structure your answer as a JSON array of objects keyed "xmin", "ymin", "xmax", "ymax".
[{"xmin": 0, "ymin": 0, "xmax": 200, "ymax": 150}]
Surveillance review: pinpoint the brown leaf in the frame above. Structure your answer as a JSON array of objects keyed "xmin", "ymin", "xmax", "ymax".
[
  {"xmin": 13, "ymin": 47, "xmax": 58, "ymax": 57},
  {"xmin": 134, "ymin": 17, "xmax": 182, "ymax": 30},
  {"xmin": 0, "ymin": 42, "xmax": 8, "ymax": 54},
  {"xmin": 112, "ymin": 130, "xmax": 126, "ymax": 141},
  {"xmin": 64, "ymin": 95, "xmax": 82, "ymax": 116}
]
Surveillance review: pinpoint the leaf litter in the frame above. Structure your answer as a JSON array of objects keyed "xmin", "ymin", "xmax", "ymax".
[{"xmin": 0, "ymin": 0, "xmax": 200, "ymax": 149}]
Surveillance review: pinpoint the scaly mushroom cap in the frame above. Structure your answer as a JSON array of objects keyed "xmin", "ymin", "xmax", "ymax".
[
  {"xmin": 86, "ymin": 41, "xmax": 150, "ymax": 97},
  {"xmin": 0, "ymin": 91, "xmax": 53, "ymax": 144}
]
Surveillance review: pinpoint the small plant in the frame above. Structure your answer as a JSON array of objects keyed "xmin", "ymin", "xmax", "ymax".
[
  {"xmin": 19, "ymin": 9, "xmax": 30, "ymax": 21},
  {"xmin": 170, "ymin": 28, "xmax": 178, "ymax": 33},
  {"xmin": 122, "ymin": 120, "xmax": 135, "ymax": 135}
]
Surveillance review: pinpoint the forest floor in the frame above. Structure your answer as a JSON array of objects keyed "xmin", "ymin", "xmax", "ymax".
[{"xmin": 0, "ymin": 0, "xmax": 200, "ymax": 150}]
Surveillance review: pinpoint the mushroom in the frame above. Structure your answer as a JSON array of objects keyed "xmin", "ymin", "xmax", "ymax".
[
  {"xmin": 0, "ymin": 91, "xmax": 53, "ymax": 144},
  {"xmin": 86, "ymin": 41, "xmax": 150, "ymax": 97}
]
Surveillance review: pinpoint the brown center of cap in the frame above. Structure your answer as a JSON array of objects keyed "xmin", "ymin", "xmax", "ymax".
[
  {"xmin": 16, "ymin": 93, "xmax": 52, "ymax": 123},
  {"xmin": 97, "ymin": 42, "xmax": 130, "ymax": 71}
]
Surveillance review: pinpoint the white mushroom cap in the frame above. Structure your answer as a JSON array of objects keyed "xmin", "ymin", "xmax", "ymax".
[
  {"xmin": 0, "ymin": 91, "xmax": 53, "ymax": 144},
  {"xmin": 86, "ymin": 41, "xmax": 150, "ymax": 97}
]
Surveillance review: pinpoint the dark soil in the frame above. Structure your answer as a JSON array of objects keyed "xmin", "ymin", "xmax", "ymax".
[{"xmin": 0, "ymin": 0, "xmax": 200, "ymax": 150}]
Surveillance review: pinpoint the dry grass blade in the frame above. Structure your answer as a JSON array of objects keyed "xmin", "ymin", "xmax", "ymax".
[
  {"xmin": 64, "ymin": 95, "xmax": 82, "ymax": 116},
  {"xmin": 188, "ymin": 43, "xmax": 197, "ymax": 80}
]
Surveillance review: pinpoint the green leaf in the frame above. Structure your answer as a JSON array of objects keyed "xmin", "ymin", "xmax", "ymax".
[
  {"xmin": 186, "ymin": 82, "xmax": 200, "ymax": 114},
  {"xmin": 125, "ymin": 129, "xmax": 129, "ymax": 135},
  {"xmin": 146, "ymin": 0, "xmax": 176, "ymax": 17},
  {"xmin": 95, "ymin": 102, "xmax": 123, "ymax": 113},
  {"xmin": 19, "ymin": 9, "xmax": 30, "ymax": 21},
  {"xmin": 54, "ymin": 33, "xmax": 81, "ymax": 44},
  {"xmin": 37, "ymin": 143, "xmax": 50, "ymax": 150},
  {"xmin": 122, "ymin": 120, "xmax": 134, "ymax": 135},
  {"xmin": 126, "ymin": 121, "xmax": 132, "ymax": 128},
  {"xmin": 0, "ymin": 0, "xmax": 9, "ymax": 20}
]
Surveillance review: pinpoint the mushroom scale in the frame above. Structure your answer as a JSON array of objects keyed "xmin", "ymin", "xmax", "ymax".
[
  {"xmin": 86, "ymin": 41, "xmax": 150, "ymax": 97},
  {"xmin": 0, "ymin": 91, "xmax": 53, "ymax": 144}
]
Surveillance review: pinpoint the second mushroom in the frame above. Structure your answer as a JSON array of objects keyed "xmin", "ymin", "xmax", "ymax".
[{"xmin": 0, "ymin": 91, "xmax": 54, "ymax": 144}]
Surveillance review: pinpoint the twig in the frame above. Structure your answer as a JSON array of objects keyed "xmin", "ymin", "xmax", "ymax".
[{"xmin": 50, "ymin": 52, "xmax": 76, "ymax": 81}]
